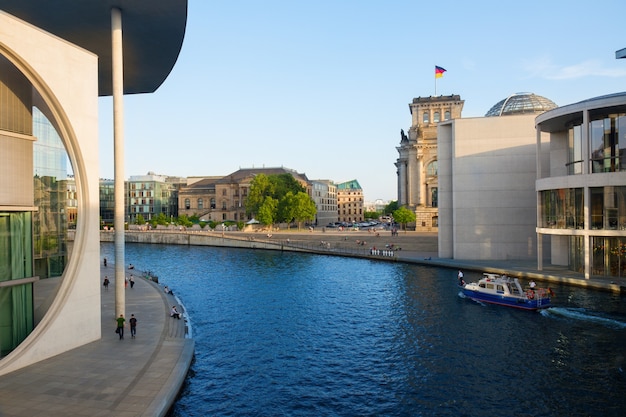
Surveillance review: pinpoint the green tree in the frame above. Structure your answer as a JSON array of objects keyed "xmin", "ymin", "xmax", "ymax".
[
  {"xmin": 177, "ymin": 214, "xmax": 193, "ymax": 228},
  {"xmin": 135, "ymin": 214, "xmax": 145, "ymax": 225},
  {"xmin": 384, "ymin": 200, "xmax": 399, "ymax": 215},
  {"xmin": 393, "ymin": 206, "xmax": 416, "ymax": 232},
  {"xmin": 245, "ymin": 173, "xmax": 308, "ymax": 222},
  {"xmin": 364, "ymin": 210, "xmax": 379, "ymax": 220},
  {"xmin": 291, "ymin": 192, "xmax": 317, "ymax": 229},
  {"xmin": 149, "ymin": 212, "xmax": 169, "ymax": 228},
  {"xmin": 257, "ymin": 197, "xmax": 278, "ymax": 226},
  {"xmin": 245, "ymin": 173, "xmax": 273, "ymax": 217}
]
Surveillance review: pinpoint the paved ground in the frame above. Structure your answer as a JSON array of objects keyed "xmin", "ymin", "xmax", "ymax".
[
  {"xmin": 0, "ymin": 263, "xmax": 194, "ymax": 417},
  {"xmin": 0, "ymin": 230, "xmax": 622, "ymax": 416}
]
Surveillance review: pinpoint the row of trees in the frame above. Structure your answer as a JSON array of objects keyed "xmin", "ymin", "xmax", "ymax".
[
  {"xmin": 131, "ymin": 178, "xmax": 415, "ymax": 231},
  {"xmin": 244, "ymin": 173, "xmax": 317, "ymax": 229}
]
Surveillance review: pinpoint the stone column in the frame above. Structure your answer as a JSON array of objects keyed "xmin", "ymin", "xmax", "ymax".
[{"xmin": 112, "ymin": 7, "xmax": 126, "ymax": 317}]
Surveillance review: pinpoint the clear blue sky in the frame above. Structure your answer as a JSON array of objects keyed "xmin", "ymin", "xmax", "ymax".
[{"xmin": 98, "ymin": 0, "xmax": 626, "ymax": 202}]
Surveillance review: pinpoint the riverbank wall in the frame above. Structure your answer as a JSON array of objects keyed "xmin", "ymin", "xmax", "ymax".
[{"xmin": 90, "ymin": 229, "xmax": 625, "ymax": 293}]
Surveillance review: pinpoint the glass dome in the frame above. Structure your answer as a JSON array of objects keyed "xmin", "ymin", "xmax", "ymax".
[{"xmin": 485, "ymin": 92, "xmax": 557, "ymax": 117}]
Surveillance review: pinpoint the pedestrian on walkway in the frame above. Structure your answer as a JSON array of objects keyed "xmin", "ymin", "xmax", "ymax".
[
  {"xmin": 125, "ymin": 276, "xmax": 129, "ymax": 288},
  {"xmin": 103, "ymin": 257, "xmax": 107, "ymax": 267},
  {"xmin": 116, "ymin": 314, "xmax": 125, "ymax": 340},
  {"xmin": 103, "ymin": 276, "xmax": 109, "ymax": 291},
  {"xmin": 129, "ymin": 275, "xmax": 135, "ymax": 289},
  {"xmin": 129, "ymin": 314, "xmax": 137, "ymax": 338}
]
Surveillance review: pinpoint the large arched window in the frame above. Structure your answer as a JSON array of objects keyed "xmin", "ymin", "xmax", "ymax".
[
  {"xmin": 434, "ymin": 111, "xmax": 440, "ymax": 123},
  {"xmin": 426, "ymin": 160, "xmax": 438, "ymax": 177},
  {"xmin": 184, "ymin": 198, "xmax": 190, "ymax": 210},
  {"xmin": 423, "ymin": 112, "xmax": 429, "ymax": 124},
  {"xmin": 444, "ymin": 110, "xmax": 451, "ymax": 120},
  {"xmin": 198, "ymin": 198, "xmax": 204, "ymax": 210}
]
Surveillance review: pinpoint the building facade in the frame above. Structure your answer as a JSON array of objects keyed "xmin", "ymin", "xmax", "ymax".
[
  {"xmin": 0, "ymin": 10, "xmax": 100, "ymax": 372},
  {"xmin": 0, "ymin": 1, "xmax": 187, "ymax": 374},
  {"xmin": 311, "ymin": 180, "xmax": 338, "ymax": 227},
  {"xmin": 127, "ymin": 173, "xmax": 178, "ymax": 224},
  {"xmin": 536, "ymin": 92, "xmax": 626, "ymax": 279},
  {"xmin": 396, "ymin": 95, "xmax": 464, "ymax": 231},
  {"xmin": 438, "ymin": 93, "xmax": 556, "ymax": 261},
  {"xmin": 337, "ymin": 180, "xmax": 364, "ymax": 224},
  {"xmin": 178, "ymin": 167, "xmax": 311, "ymax": 223}
]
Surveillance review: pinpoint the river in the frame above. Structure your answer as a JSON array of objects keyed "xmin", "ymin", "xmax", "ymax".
[{"xmin": 102, "ymin": 243, "xmax": 626, "ymax": 417}]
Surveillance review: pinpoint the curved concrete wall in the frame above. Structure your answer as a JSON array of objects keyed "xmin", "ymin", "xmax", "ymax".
[{"xmin": 0, "ymin": 11, "xmax": 100, "ymax": 375}]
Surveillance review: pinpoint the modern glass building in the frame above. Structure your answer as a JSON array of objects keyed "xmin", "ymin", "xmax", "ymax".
[
  {"xmin": 32, "ymin": 107, "xmax": 71, "ymax": 280},
  {"xmin": 536, "ymin": 93, "xmax": 626, "ymax": 279}
]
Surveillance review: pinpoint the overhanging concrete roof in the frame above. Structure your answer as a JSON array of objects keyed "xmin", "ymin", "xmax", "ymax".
[{"xmin": 0, "ymin": 0, "xmax": 188, "ymax": 96}]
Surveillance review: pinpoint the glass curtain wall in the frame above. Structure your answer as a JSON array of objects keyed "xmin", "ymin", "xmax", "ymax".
[
  {"xmin": 540, "ymin": 188, "xmax": 583, "ymax": 229},
  {"xmin": 0, "ymin": 212, "xmax": 34, "ymax": 357},
  {"xmin": 590, "ymin": 114, "xmax": 626, "ymax": 173}
]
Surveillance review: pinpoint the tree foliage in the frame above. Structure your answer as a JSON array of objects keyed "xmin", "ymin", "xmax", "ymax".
[
  {"xmin": 257, "ymin": 196, "xmax": 278, "ymax": 225},
  {"xmin": 245, "ymin": 173, "xmax": 315, "ymax": 227},
  {"xmin": 135, "ymin": 214, "xmax": 145, "ymax": 225},
  {"xmin": 393, "ymin": 206, "xmax": 416, "ymax": 232},
  {"xmin": 384, "ymin": 200, "xmax": 399, "ymax": 215}
]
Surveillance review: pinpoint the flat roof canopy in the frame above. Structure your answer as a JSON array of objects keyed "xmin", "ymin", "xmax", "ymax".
[{"xmin": 0, "ymin": 0, "xmax": 188, "ymax": 96}]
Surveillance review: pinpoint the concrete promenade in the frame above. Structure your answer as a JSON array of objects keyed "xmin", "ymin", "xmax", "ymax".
[{"xmin": 0, "ymin": 262, "xmax": 194, "ymax": 417}]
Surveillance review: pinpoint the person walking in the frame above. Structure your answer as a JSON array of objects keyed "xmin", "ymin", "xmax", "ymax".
[
  {"xmin": 129, "ymin": 275, "xmax": 135, "ymax": 289},
  {"xmin": 129, "ymin": 314, "xmax": 137, "ymax": 338},
  {"xmin": 116, "ymin": 314, "xmax": 125, "ymax": 340},
  {"xmin": 103, "ymin": 276, "xmax": 109, "ymax": 291}
]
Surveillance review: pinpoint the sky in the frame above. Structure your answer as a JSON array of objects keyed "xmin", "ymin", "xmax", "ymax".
[{"xmin": 97, "ymin": 0, "xmax": 626, "ymax": 202}]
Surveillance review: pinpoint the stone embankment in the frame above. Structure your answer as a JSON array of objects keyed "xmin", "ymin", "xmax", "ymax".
[{"xmin": 97, "ymin": 228, "xmax": 438, "ymax": 259}]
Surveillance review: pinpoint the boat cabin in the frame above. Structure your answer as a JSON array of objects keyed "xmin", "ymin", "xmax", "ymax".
[{"xmin": 473, "ymin": 274, "xmax": 525, "ymax": 297}]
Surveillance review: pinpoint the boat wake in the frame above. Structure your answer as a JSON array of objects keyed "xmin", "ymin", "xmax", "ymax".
[{"xmin": 541, "ymin": 307, "xmax": 626, "ymax": 329}]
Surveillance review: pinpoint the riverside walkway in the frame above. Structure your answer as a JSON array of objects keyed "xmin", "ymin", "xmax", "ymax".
[{"xmin": 0, "ymin": 262, "xmax": 194, "ymax": 417}]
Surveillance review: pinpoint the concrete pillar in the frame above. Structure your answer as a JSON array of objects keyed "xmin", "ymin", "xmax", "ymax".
[{"xmin": 112, "ymin": 7, "xmax": 126, "ymax": 317}]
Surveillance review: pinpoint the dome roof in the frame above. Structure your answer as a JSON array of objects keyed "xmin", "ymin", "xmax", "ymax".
[{"xmin": 485, "ymin": 92, "xmax": 557, "ymax": 117}]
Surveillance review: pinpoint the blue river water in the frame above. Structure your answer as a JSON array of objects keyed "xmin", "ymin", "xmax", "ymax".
[{"xmin": 102, "ymin": 243, "xmax": 626, "ymax": 417}]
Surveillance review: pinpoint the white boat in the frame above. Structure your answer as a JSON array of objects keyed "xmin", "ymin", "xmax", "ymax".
[{"xmin": 459, "ymin": 273, "xmax": 552, "ymax": 310}]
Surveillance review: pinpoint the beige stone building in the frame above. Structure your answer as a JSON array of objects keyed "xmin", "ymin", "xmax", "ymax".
[
  {"xmin": 396, "ymin": 95, "xmax": 464, "ymax": 231},
  {"xmin": 178, "ymin": 167, "xmax": 310, "ymax": 223},
  {"xmin": 337, "ymin": 180, "xmax": 364, "ymax": 224}
]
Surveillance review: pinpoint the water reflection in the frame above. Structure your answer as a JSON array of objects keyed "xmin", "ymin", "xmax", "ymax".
[{"xmin": 102, "ymin": 243, "xmax": 626, "ymax": 417}]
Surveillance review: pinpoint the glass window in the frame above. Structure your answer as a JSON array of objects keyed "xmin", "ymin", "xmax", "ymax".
[
  {"xmin": 426, "ymin": 161, "xmax": 438, "ymax": 177},
  {"xmin": 590, "ymin": 187, "xmax": 604, "ymax": 229},
  {"xmin": 423, "ymin": 112, "xmax": 429, "ymax": 124},
  {"xmin": 444, "ymin": 110, "xmax": 451, "ymax": 120},
  {"xmin": 590, "ymin": 119, "xmax": 605, "ymax": 173},
  {"xmin": 618, "ymin": 115, "xmax": 626, "ymax": 171},
  {"xmin": 568, "ymin": 124, "xmax": 583, "ymax": 175},
  {"xmin": 184, "ymin": 198, "xmax": 190, "ymax": 210},
  {"xmin": 198, "ymin": 198, "xmax": 203, "ymax": 210},
  {"xmin": 434, "ymin": 111, "xmax": 440, "ymax": 123}
]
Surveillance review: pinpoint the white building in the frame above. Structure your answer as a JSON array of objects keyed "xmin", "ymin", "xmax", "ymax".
[
  {"xmin": 536, "ymin": 92, "xmax": 626, "ymax": 279},
  {"xmin": 438, "ymin": 93, "xmax": 556, "ymax": 261}
]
